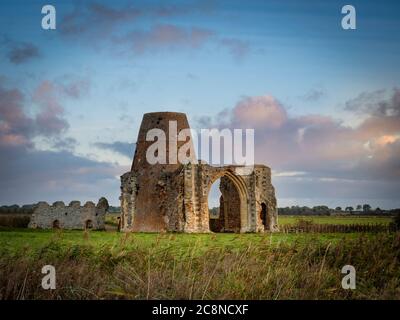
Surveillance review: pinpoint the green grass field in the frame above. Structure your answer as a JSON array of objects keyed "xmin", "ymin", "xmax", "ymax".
[
  {"xmin": 105, "ymin": 213, "xmax": 394, "ymax": 228},
  {"xmin": 2, "ymin": 214, "xmax": 392, "ymax": 255},
  {"xmin": 278, "ymin": 215, "xmax": 393, "ymax": 226},
  {"xmin": 0, "ymin": 227, "xmax": 370, "ymax": 256},
  {"xmin": 0, "ymin": 215, "xmax": 399, "ymax": 300}
]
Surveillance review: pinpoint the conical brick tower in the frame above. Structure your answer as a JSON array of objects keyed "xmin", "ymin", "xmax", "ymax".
[{"xmin": 127, "ymin": 112, "xmax": 196, "ymax": 231}]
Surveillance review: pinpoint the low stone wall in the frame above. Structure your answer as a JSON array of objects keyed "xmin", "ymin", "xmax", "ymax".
[{"xmin": 28, "ymin": 198, "xmax": 109, "ymax": 230}]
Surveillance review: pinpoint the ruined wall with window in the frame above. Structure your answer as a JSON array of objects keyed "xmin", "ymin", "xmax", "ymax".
[
  {"xmin": 120, "ymin": 112, "xmax": 278, "ymax": 233},
  {"xmin": 28, "ymin": 197, "xmax": 108, "ymax": 230}
]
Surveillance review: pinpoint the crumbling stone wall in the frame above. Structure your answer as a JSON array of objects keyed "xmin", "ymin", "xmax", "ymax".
[
  {"xmin": 28, "ymin": 198, "xmax": 109, "ymax": 230},
  {"xmin": 120, "ymin": 112, "xmax": 278, "ymax": 233}
]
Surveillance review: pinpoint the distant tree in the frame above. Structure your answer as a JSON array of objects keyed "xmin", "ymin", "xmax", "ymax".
[
  {"xmin": 335, "ymin": 207, "xmax": 342, "ymax": 211},
  {"xmin": 312, "ymin": 205, "xmax": 330, "ymax": 215},
  {"xmin": 345, "ymin": 206, "xmax": 354, "ymax": 213},
  {"xmin": 356, "ymin": 204, "xmax": 362, "ymax": 211},
  {"xmin": 375, "ymin": 207, "xmax": 382, "ymax": 214},
  {"xmin": 363, "ymin": 204, "xmax": 371, "ymax": 212},
  {"xmin": 209, "ymin": 207, "xmax": 219, "ymax": 218}
]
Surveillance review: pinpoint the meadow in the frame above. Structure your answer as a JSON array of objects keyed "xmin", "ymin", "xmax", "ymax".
[
  {"xmin": 0, "ymin": 214, "xmax": 399, "ymax": 300},
  {"xmin": 278, "ymin": 215, "xmax": 393, "ymax": 226}
]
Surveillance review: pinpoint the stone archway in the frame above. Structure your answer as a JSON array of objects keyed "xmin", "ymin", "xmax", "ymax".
[
  {"xmin": 204, "ymin": 169, "xmax": 249, "ymax": 233},
  {"xmin": 208, "ymin": 179, "xmax": 242, "ymax": 233}
]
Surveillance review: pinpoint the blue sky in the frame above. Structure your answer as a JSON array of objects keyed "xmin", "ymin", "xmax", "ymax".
[{"xmin": 1, "ymin": 0, "xmax": 400, "ymax": 208}]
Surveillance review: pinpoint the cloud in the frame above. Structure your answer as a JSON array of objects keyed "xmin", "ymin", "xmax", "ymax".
[
  {"xmin": 59, "ymin": 1, "xmax": 214, "ymax": 37},
  {"xmin": 0, "ymin": 144, "xmax": 122, "ymax": 205},
  {"xmin": 345, "ymin": 88, "xmax": 400, "ymax": 117},
  {"xmin": 1, "ymin": 80, "xmax": 67, "ymax": 147},
  {"xmin": 60, "ymin": 2, "xmax": 142, "ymax": 36},
  {"xmin": 51, "ymin": 137, "xmax": 78, "ymax": 152},
  {"xmin": 116, "ymin": 24, "xmax": 214, "ymax": 54},
  {"xmin": 57, "ymin": 75, "xmax": 91, "ymax": 99},
  {"xmin": 1, "ymin": 37, "xmax": 40, "ymax": 64},
  {"xmin": 115, "ymin": 25, "xmax": 251, "ymax": 59},
  {"xmin": 8, "ymin": 43, "xmax": 40, "ymax": 64},
  {"xmin": 58, "ymin": 2, "xmax": 247, "ymax": 60},
  {"xmin": 231, "ymin": 95, "xmax": 287, "ymax": 129},
  {"xmin": 32, "ymin": 81, "xmax": 69, "ymax": 136},
  {"xmin": 219, "ymin": 38, "xmax": 250, "ymax": 61},
  {"xmin": 0, "ymin": 36, "xmax": 41, "ymax": 65},
  {"xmin": 0, "ymin": 76, "xmax": 90, "ymax": 144},
  {"xmin": 0, "ymin": 80, "xmax": 123, "ymax": 205},
  {"xmin": 200, "ymin": 89, "xmax": 400, "ymax": 206},
  {"xmin": 300, "ymin": 88, "xmax": 326, "ymax": 102},
  {"xmin": 0, "ymin": 85, "xmax": 34, "ymax": 147},
  {"xmin": 94, "ymin": 141, "xmax": 136, "ymax": 158},
  {"xmin": 59, "ymin": 1, "xmax": 211, "ymax": 39},
  {"xmin": 0, "ymin": 80, "xmax": 69, "ymax": 147}
]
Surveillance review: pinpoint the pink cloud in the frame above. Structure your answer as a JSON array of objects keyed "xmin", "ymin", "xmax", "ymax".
[
  {"xmin": 231, "ymin": 95, "xmax": 287, "ymax": 129},
  {"xmin": 0, "ymin": 85, "xmax": 34, "ymax": 147},
  {"xmin": 32, "ymin": 81, "xmax": 69, "ymax": 136},
  {"xmin": 0, "ymin": 80, "xmax": 70, "ymax": 148},
  {"xmin": 205, "ymin": 89, "xmax": 400, "ymax": 182}
]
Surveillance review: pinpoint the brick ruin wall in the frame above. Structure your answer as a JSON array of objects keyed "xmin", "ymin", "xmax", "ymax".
[
  {"xmin": 28, "ymin": 197, "xmax": 109, "ymax": 230},
  {"xmin": 121, "ymin": 156, "xmax": 279, "ymax": 233},
  {"xmin": 121, "ymin": 163, "xmax": 279, "ymax": 233},
  {"xmin": 120, "ymin": 112, "xmax": 278, "ymax": 233}
]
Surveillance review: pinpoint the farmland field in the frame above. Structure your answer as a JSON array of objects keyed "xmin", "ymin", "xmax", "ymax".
[
  {"xmin": 0, "ymin": 227, "xmax": 374, "ymax": 254},
  {"xmin": 1, "ymin": 214, "xmax": 399, "ymax": 300},
  {"xmin": 278, "ymin": 215, "xmax": 393, "ymax": 226},
  {"xmin": 105, "ymin": 213, "xmax": 394, "ymax": 228}
]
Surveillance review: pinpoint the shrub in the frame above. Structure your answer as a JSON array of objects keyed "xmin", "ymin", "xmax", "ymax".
[
  {"xmin": 0, "ymin": 214, "xmax": 31, "ymax": 228},
  {"xmin": 392, "ymin": 214, "xmax": 400, "ymax": 231}
]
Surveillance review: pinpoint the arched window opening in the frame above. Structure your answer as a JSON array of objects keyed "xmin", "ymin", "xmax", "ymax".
[
  {"xmin": 85, "ymin": 219, "xmax": 93, "ymax": 230},
  {"xmin": 52, "ymin": 220, "xmax": 60, "ymax": 229},
  {"xmin": 208, "ymin": 176, "xmax": 241, "ymax": 233},
  {"xmin": 260, "ymin": 203, "xmax": 268, "ymax": 230}
]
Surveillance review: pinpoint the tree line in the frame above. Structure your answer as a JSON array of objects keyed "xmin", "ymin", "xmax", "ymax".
[{"xmin": 278, "ymin": 205, "xmax": 400, "ymax": 216}]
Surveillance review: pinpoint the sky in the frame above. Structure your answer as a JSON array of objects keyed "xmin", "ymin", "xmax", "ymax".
[{"xmin": 0, "ymin": 0, "xmax": 400, "ymax": 209}]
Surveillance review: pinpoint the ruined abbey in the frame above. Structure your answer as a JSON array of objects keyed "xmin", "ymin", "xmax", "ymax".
[
  {"xmin": 27, "ymin": 112, "xmax": 277, "ymax": 233},
  {"xmin": 28, "ymin": 198, "xmax": 109, "ymax": 230},
  {"xmin": 120, "ymin": 112, "xmax": 278, "ymax": 233}
]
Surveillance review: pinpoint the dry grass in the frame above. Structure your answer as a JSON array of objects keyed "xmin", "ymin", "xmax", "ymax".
[{"xmin": 1, "ymin": 232, "xmax": 399, "ymax": 300}]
